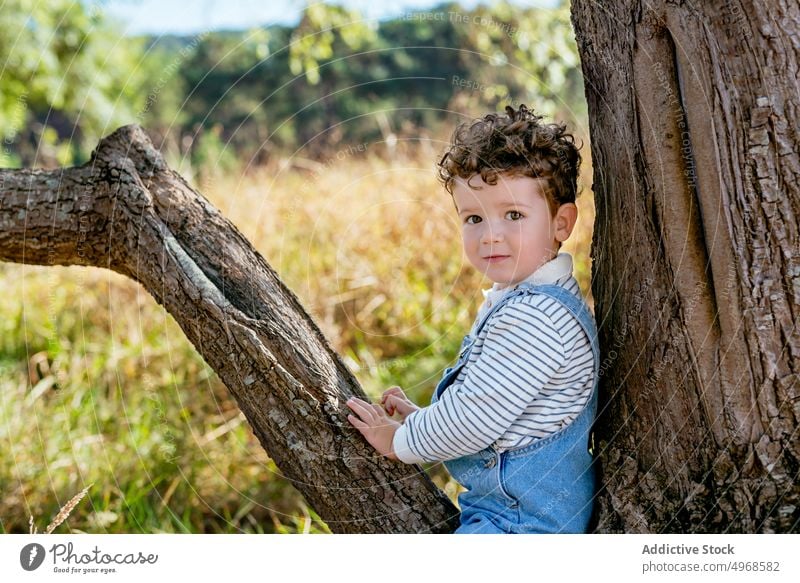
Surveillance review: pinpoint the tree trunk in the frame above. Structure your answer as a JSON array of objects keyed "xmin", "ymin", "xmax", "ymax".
[
  {"xmin": 0, "ymin": 124, "xmax": 460, "ymax": 534},
  {"xmin": 571, "ymin": 0, "xmax": 799, "ymax": 532}
]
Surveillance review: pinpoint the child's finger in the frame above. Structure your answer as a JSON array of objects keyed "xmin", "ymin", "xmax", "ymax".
[
  {"xmin": 381, "ymin": 386, "xmax": 402, "ymax": 401},
  {"xmin": 346, "ymin": 398, "xmax": 375, "ymax": 422},
  {"xmin": 347, "ymin": 414, "xmax": 367, "ymax": 430},
  {"xmin": 347, "ymin": 399, "xmax": 372, "ymax": 418},
  {"xmin": 384, "ymin": 397, "xmax": 396, "ymax": 415},
  {"xmin": 390, "ymin": 395, "xmax": 417, "ymax": 416}
]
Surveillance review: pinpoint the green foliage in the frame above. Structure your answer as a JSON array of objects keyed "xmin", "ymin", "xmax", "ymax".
[
  {"xmin": 452, "ymin": 0, "xmax": 585, "ymax": 122},
  {"xmin": 1, "ymin": 0, "xmax": 585, "ymax": 167},
  {"xmin": 289, "ymin": 3, "xmax": 379, "ymax": 85},
  {"xmin": 0, "ymin": 0, "xmax": 149, "ymax": 166}
]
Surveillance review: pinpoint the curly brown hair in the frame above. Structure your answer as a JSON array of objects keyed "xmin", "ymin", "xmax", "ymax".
[{"xmin": 437, "ymin": 104, "xmax": 582, "ymax": 216}]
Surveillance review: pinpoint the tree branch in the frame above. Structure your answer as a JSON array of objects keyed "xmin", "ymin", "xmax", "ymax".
[{"xmin": 0, "ymin": 124, "xmax": 460, "ymax": 533}]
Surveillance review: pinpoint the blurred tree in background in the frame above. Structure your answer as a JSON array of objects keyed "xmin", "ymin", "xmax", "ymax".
[
  {"xmin": 0, "ymin": 0, "xmax": 148, "ymax": 166},
  {"xmin": 1, "ymin": 0, "xmax": 583, "ymax": 174}
]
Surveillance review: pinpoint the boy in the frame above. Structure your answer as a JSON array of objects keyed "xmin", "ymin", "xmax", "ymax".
[{"xmin": 346, "ymin": 104, "xmax": 599, "ymax": 533}]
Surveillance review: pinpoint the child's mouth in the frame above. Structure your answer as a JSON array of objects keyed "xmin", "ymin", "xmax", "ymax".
[{"xmin": 485, "ymin": 255, "xmax": 510, "ymax": 263}]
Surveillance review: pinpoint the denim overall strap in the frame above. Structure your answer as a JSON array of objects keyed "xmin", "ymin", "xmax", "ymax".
[
  {"xmin": 432, "ymin": 282, "xmax": 598, "ymax": 405},
  {"xmin": 514, "ymin": 282, "xmax": 600, "ymax": 383},
  {"xmin": 430, "ymin": 282, "xmax": 601, "ymax": 533},
  {"xmin": 431, "ymin": 284, "xmax": 538, "ymax": 405}
]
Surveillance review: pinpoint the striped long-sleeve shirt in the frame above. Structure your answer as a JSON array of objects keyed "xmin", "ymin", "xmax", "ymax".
[{"xmin": 392, "ymin": 252, "xmax": 595, "ymax": 464}]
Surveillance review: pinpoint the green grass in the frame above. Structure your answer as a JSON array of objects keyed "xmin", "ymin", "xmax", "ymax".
[{"xmin": 0, "ymin": 146, "xmax": 594, "ymax": 533}]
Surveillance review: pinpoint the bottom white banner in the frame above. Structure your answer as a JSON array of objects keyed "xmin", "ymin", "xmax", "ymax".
[{"xmin": 1, "ymin": 534, "xmax": 797, "ymax": 582}]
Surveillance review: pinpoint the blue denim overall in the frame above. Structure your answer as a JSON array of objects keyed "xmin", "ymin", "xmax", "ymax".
[{"xmin": 431, "ymin": 282, "xmax": 599, "ymax": 534}]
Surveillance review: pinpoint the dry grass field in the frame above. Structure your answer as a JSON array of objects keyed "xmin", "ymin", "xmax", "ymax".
[{"xmin": 0, "ymin": 143, "xmax": 594, "ymax": 533}]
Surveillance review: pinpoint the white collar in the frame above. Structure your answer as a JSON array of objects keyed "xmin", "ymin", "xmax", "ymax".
[{"xmin": 481, "ymin": 252, "xmax": 573, "ymax": 303}]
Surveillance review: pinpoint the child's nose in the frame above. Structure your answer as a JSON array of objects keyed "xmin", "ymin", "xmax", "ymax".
[{"xmin": 480, "ymin": 223, "xmax": 505, "ymax": 244}]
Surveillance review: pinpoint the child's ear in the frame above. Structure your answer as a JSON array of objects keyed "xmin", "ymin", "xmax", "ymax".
[{"xmin": 554, "ymin": 203, "xmax": 578, "ymax": 243}]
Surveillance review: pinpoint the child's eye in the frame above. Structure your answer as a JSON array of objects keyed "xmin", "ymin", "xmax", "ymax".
[
  {"xmin": 506, "ymin": 210, "xmax": 523, "ymax": 220},
  {"xmin": 465, "ymin": 215, "xmax": 482, "ymax": 224}
]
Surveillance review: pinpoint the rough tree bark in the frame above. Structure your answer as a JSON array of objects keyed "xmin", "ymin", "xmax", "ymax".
[
  {"xmin": 0, "ymin": 125, "xmax": 460, "ymax": 533},
  {"xmin": 572, "ymin": 0, "xmax": 799, "ymax": 532}
]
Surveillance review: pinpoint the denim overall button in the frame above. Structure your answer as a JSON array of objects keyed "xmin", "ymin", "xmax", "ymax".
[{"xmin": 484, "ymin": 457, "xmax": 496, "ymax": 468}]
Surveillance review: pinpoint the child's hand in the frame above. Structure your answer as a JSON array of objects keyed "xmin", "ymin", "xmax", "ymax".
[
  {"xmin": 346, "ymin": 397, "xmax": 401, "ymax": 461},
  {"xmin": 381, "ymin": 386, "xmax": 419, "ymax": 422}
]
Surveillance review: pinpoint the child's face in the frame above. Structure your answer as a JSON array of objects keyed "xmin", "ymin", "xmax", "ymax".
[{"xmin": 453, "ymin": 174, "xmax": 574, "ymax": 287}]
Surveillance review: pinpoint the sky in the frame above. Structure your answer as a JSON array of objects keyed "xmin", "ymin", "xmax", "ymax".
[{"xmin": 103, "ymin": 0, "xmax": 558, "ymax": 36}]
